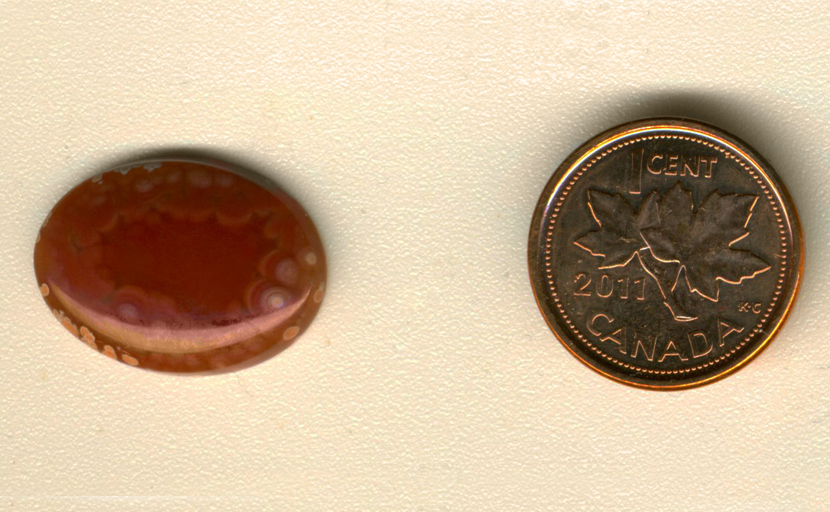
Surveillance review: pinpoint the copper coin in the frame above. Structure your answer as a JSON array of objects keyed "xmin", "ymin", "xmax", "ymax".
[{"xmin": 528, "ymin": 118, "xmax": 803, "ymax": 389}]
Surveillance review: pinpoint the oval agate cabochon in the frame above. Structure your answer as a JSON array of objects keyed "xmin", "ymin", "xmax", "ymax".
[{"xmin": 34, "ymin": 160, "xmax": 326, "ymax": 372}]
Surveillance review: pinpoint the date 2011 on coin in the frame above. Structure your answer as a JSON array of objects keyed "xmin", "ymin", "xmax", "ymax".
[{"xmin": 528, "ymin": 118, "xmax": 803, "ymax": 389}]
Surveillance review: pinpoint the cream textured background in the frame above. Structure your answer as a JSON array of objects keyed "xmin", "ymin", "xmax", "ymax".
[{"xmin": 1, "ymin": 1, "xmax": 828, "ymax": 511}]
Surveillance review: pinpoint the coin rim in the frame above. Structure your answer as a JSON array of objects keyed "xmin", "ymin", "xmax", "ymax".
[{"xmin": 528, "ymin": 117, "xmax": 804, "ymax": 390}]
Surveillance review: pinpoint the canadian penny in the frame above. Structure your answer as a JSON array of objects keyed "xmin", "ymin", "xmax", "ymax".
[{"xmin": 528, "ymin": 118, "xmax": 803, "ymax": 389}]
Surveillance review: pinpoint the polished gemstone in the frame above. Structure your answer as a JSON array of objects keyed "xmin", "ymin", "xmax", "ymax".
[{"xmin": 34, "ymin": 160, "xmax": 326, "ymax": 372}]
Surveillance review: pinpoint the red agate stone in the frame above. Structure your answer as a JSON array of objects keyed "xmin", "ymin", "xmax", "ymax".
[{"xmin": 34, "ymin": 160, "xmax": 326, "ymax": 372}]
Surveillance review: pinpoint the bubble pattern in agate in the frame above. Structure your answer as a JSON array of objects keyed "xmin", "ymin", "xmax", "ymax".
[{"xmin": 34, "ymin": 160, "xmax": 326, "ymax": 372}]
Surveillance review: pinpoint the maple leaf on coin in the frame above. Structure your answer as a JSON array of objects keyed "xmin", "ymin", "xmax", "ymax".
[
  {"xmin": 573, "ymin": 182, "xmax": 770, "ymax": 321},
  {"xmin": 574, "ymin": 190, "xmax": 658, "ymax": 268},
  {"xmin": 640, "ymin": 182, "xmax": 770, "ymax": 301}
]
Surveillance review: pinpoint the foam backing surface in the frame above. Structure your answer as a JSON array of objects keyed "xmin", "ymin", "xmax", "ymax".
[{"xmin": 1, "ymin": 2, "xmax": 828, "ymax": 510}]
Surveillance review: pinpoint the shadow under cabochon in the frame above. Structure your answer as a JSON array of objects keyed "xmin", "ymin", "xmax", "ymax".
[{"xmin": 34, "ymin": 160, "xmax": 326, "ymax": 372}]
